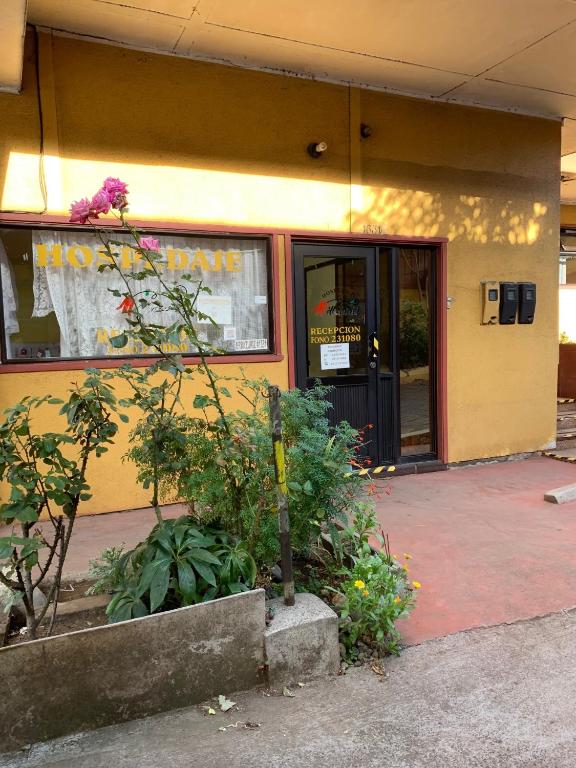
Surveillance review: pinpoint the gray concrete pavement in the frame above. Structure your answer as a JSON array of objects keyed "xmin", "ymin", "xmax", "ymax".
[{"xmin": 3, "ymin": 608, "xmax": 576, "ymax": 768}]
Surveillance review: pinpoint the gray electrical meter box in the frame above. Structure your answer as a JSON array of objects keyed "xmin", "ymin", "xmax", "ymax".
[
  {"xmin": 518, "ymin": 282, "xmax": 536, "ymax": 324},
  {"xmin": 499, "ymin": 282, "xmax": 518, "ymax": 325}
]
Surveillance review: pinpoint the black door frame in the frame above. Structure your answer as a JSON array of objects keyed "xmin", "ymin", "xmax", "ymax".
[
  {"xmin": 294, "ymin": 243, "xmax": 380, "ymax": 460},
  {"xmin": 292, "ymin": 240, "xmax": 438, "ymax": 466}
]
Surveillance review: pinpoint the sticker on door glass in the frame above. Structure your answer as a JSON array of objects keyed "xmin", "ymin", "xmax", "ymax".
[{"xmin": 320, "ymin": 342, "xmax": 350, "ymax": 371}]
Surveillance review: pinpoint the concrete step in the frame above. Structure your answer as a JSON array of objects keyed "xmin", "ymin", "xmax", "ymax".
[
  {"xmin": 558, "ymin": 398, "xmax": 576, "ymax": 413},
  {"xmin": 544, "ymin": 483, "xmax": 576, "ymax": 504}
]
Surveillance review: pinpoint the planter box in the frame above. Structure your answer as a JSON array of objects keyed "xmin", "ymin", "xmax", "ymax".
[
  {"xmin": 558, "ymin": 343, "xmax": 576, "ymax": 398},
  {"xmin": 265, "ymin": 593, "xmax": 339, "ymax": 686},
  {"xmin": 0, "ymin": 590, "xmax": 266, "ymax": 753},
  {"xmin": 0, "ymin": 589, "xmax": 339, "ymax": 754}
]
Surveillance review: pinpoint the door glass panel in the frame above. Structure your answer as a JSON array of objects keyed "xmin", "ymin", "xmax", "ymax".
[
  {"xmin": 398, "ymin": 248, "xmax": 433, "ymax": 456},
  {"xmin": 304, "ymin": 256, "xmax": 366, "ymax": 378},
  {"xmin": 378, "ymin": 249, "xmax": 392, "ymax": 372}
]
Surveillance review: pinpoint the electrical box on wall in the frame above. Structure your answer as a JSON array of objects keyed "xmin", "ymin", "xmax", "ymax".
[
  {"xmin": 481, "ymin": 281, "xmax": 500, "ymax": 324},
  {"xmin": 518, "ymin": 282, "xmax": 536, "ymax": 324},
  {"xmin": 499, "ymin": 282, "xmax": 518, "ymax": 325}
]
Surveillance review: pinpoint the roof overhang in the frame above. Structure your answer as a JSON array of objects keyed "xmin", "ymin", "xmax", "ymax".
[
  {"xmin": 0, "ymin": 0, "xmax": 27, "ymax": 93},
  {"xmin": 6, "ymin": 1, "xmax": 576, "ymax": 198}
]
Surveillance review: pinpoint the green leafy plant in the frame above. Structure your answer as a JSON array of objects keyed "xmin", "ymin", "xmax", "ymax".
[
  {"xmin": 327, "ymin": 506, "xmax": 417, "ymax": 658},
  {"xmin": 399, "ymin": 299, "xmax": 429, "ymax": 369},
  {"xmin": 125, "ymin": 376, "xmax": 363, "ymax": 566},
  {"xmin": 0, "ymin": 371, "xmax": 120, "ymax": 638},
  {"xmin": 112, "ymin": 363, "xmax": 196, "ymax": 521},
  {"xmin": 73, "ymin": 191, "xmax": 265, "ymax": 536},
  {"xmin": 103, "ymin": 516, "xmax": 257, "ymax": 622},
  {"xmin": 70, "ymin": 183, "xmax": 367, "ymax": 562},
  {"xmin": 69, "ymin": 181, "xmax": 371, "ymax": 575},
  {"xmin": 86, "ymin": 545, "xmax": 126, "ymax": 596}
]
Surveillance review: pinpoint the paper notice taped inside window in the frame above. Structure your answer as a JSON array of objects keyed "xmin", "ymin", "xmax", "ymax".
[
  {"xmin": 320, "ymin": 342, "xmax": 350, "ymax": 370},
  {"xmin": 197, "ymin": 295, "xmax": 232, "ymax": 325}
]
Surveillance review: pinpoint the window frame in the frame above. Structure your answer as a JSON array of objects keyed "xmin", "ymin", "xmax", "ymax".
[
  {"xmin": 560, "ymin": 227, "xmax": 576, "ymax": 285},
  {"xmin": 0, "ymin": 222, "xmax": 279, "ymax": 371}
]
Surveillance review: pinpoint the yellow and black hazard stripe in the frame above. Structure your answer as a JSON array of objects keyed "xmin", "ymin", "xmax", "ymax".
[
  {"xmin": 543, "ymin": 451, "xmax": 576, "ymax": 463},
  {"xmin": 558, "ymin": 398, "xmax": 576, "ymax": 404},
  {"xmin": 345, "ymin": 464, "xmax": 396, "ymax": 477}
]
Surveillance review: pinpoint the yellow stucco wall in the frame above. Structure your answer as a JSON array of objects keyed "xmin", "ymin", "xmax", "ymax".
[
  {"xmin": 561, "ymin": 204, "xmax": 576, "ymax": 227},
  {"xmin": 0, "ymin": 32, "xmax": 560, "ymax": 513},
  {"xmin": 356, "ymin": 90, "xmax": 559, "ymax": 462}
]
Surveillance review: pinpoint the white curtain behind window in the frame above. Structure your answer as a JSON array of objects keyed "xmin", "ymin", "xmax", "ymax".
[
  {"xmin": 31, "ymin": 231, "xmax": 268, "ymax": 358},
  {"xmin": 0, "ymin": 239, "xmax": 20, "ymax": 357}
]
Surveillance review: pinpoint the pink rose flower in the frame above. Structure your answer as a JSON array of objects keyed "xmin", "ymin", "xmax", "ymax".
[
  {"xmin": 102, "ymin": 177, "xmax": 129, "ymax": 208},
  {"xmin": 139, "ymin": 236, "xmax": 160, "ymax": 252},
  {"xmin": 69, "ymin": 198, "xmax": 93, "ymax": 224},
  {"xmin": 90, "ymin": 188, "xmax": 111, "ymax": 216}
]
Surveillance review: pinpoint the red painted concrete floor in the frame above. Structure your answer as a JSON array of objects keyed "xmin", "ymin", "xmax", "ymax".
[
  {"xmin": 33, "ymin": 456, "xmax": 576, "ymax": 646},
  {"xmin": 376, "ymin": 456, "xmax": 576, "ymax": 646}
]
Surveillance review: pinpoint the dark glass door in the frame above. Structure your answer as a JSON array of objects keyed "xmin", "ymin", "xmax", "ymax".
[
  {"xmin": 397, "ymin": 248, "xmax": 436, "ymax": 458},
  {"xmin": 293, "ymin": 242, "xmax": 437, "ymax": 466}
]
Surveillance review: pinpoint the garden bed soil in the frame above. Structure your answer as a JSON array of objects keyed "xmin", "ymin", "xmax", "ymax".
[
  {"xmin": 1, "ymin": 589, "xmax": 268, "ymax": 753},
  {"xmin": 5, "ymin": 577, "xmax": 109, "ymax": 646},
  {"xmin": 6, "ymin": 606, "xmax": 109, "ymax": 645},
  {"xmin": 5, "ymin": 557, "xmax": 336, "ymax": 647}
]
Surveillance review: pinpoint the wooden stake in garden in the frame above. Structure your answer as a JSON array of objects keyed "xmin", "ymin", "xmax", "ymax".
[{"xmin": 268, "ymin": 385, "xmax": 295, "ymax": 606}]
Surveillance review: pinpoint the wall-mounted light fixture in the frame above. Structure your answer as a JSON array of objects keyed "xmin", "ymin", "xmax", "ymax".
[
  {"xmin": 307, "ymin": 141, "xmax": 328, "ymax": 158},
  {"xmin": 360, "ymin": 123, "xmax": 372, "ymax": 139}
]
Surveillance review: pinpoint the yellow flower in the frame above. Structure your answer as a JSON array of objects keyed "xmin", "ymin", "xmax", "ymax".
[
  {"xmin": 394, "ymin": 596, "xmax": 402, "ymax": 604},
  {"xmin": 403, "ymin": 553, "xmax": 412, "ymax": 560},
  {"xmin": 412, "ymin": 580, "xmax": 422, "ymax": 590},
  {"xmin": 354, "ymin": 579, "xmax": 365, "ymax": 589},
  {"xmin": 362, "ymin": 589, "xmax": 369, "ymax": 597},
  {"xmin": 402, "ymin": 564, "xmax": 409, "ymax": 572}
]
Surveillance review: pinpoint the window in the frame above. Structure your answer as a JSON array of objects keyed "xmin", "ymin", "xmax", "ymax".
[
  {"xmin": 0, "ymin": 227, "xmax": 272, "ymax": 361},
  {"xmin": 560, "ymin": 229, "xmax": 576, "ymax": 285}
]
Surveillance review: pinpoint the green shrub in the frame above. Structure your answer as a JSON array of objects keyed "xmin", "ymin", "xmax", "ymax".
[
  {"xmin": 126, "ymin": 377, "xmax": 363, "ymax": 567},
  {"xmin": 87, "ymin": 545, "xmax": 126, "ymax": 596},
  {"xmin": 0, "ymin": 372, "xmax": 120, "ymax": 638},
  {"xmin": 67, "ymin": 198, "xmax": 364, "ymax": 571},
  {"xmin": 98, "ymin": 516, "xmax": 257, "ymax": 622},
  {"xmin": 328, "ymin": 506, "xmax": 416, "ymax": 658},
  {"xmin": 399, "ymin": 299, "xmax": 429, "ymax": 369}
]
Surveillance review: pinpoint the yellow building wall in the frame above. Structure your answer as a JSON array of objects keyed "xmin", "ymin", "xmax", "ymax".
[
  {"xmin": 0, "ymin": 32, "xmax": 560, "ymax": 514},
  {"xmin": 561, "ymin": 204, "xmax": 576, "ymax": 226}
]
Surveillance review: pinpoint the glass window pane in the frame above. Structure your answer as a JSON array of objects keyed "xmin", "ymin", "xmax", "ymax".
[
  {"xmin": 560, "ymin": 233, "xmax": 576, "ymax": 250},
  {"xmin": 0, "ymin": 228, "xmax": 271, "ymax": 360},
  {"xmin": 305, "ymin": 256, "xmax": 366, "ymax": 378},
  {"xmin": 398, "ymin": 248, "xmax": 433, "ymax": 457},
  {"xmin": 560, "ymin": 231, "xmax": 576, "ymax": 285},
  {"xmin": 378, "ymin": 248, "xmax": 391, "ymax": 372}
]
